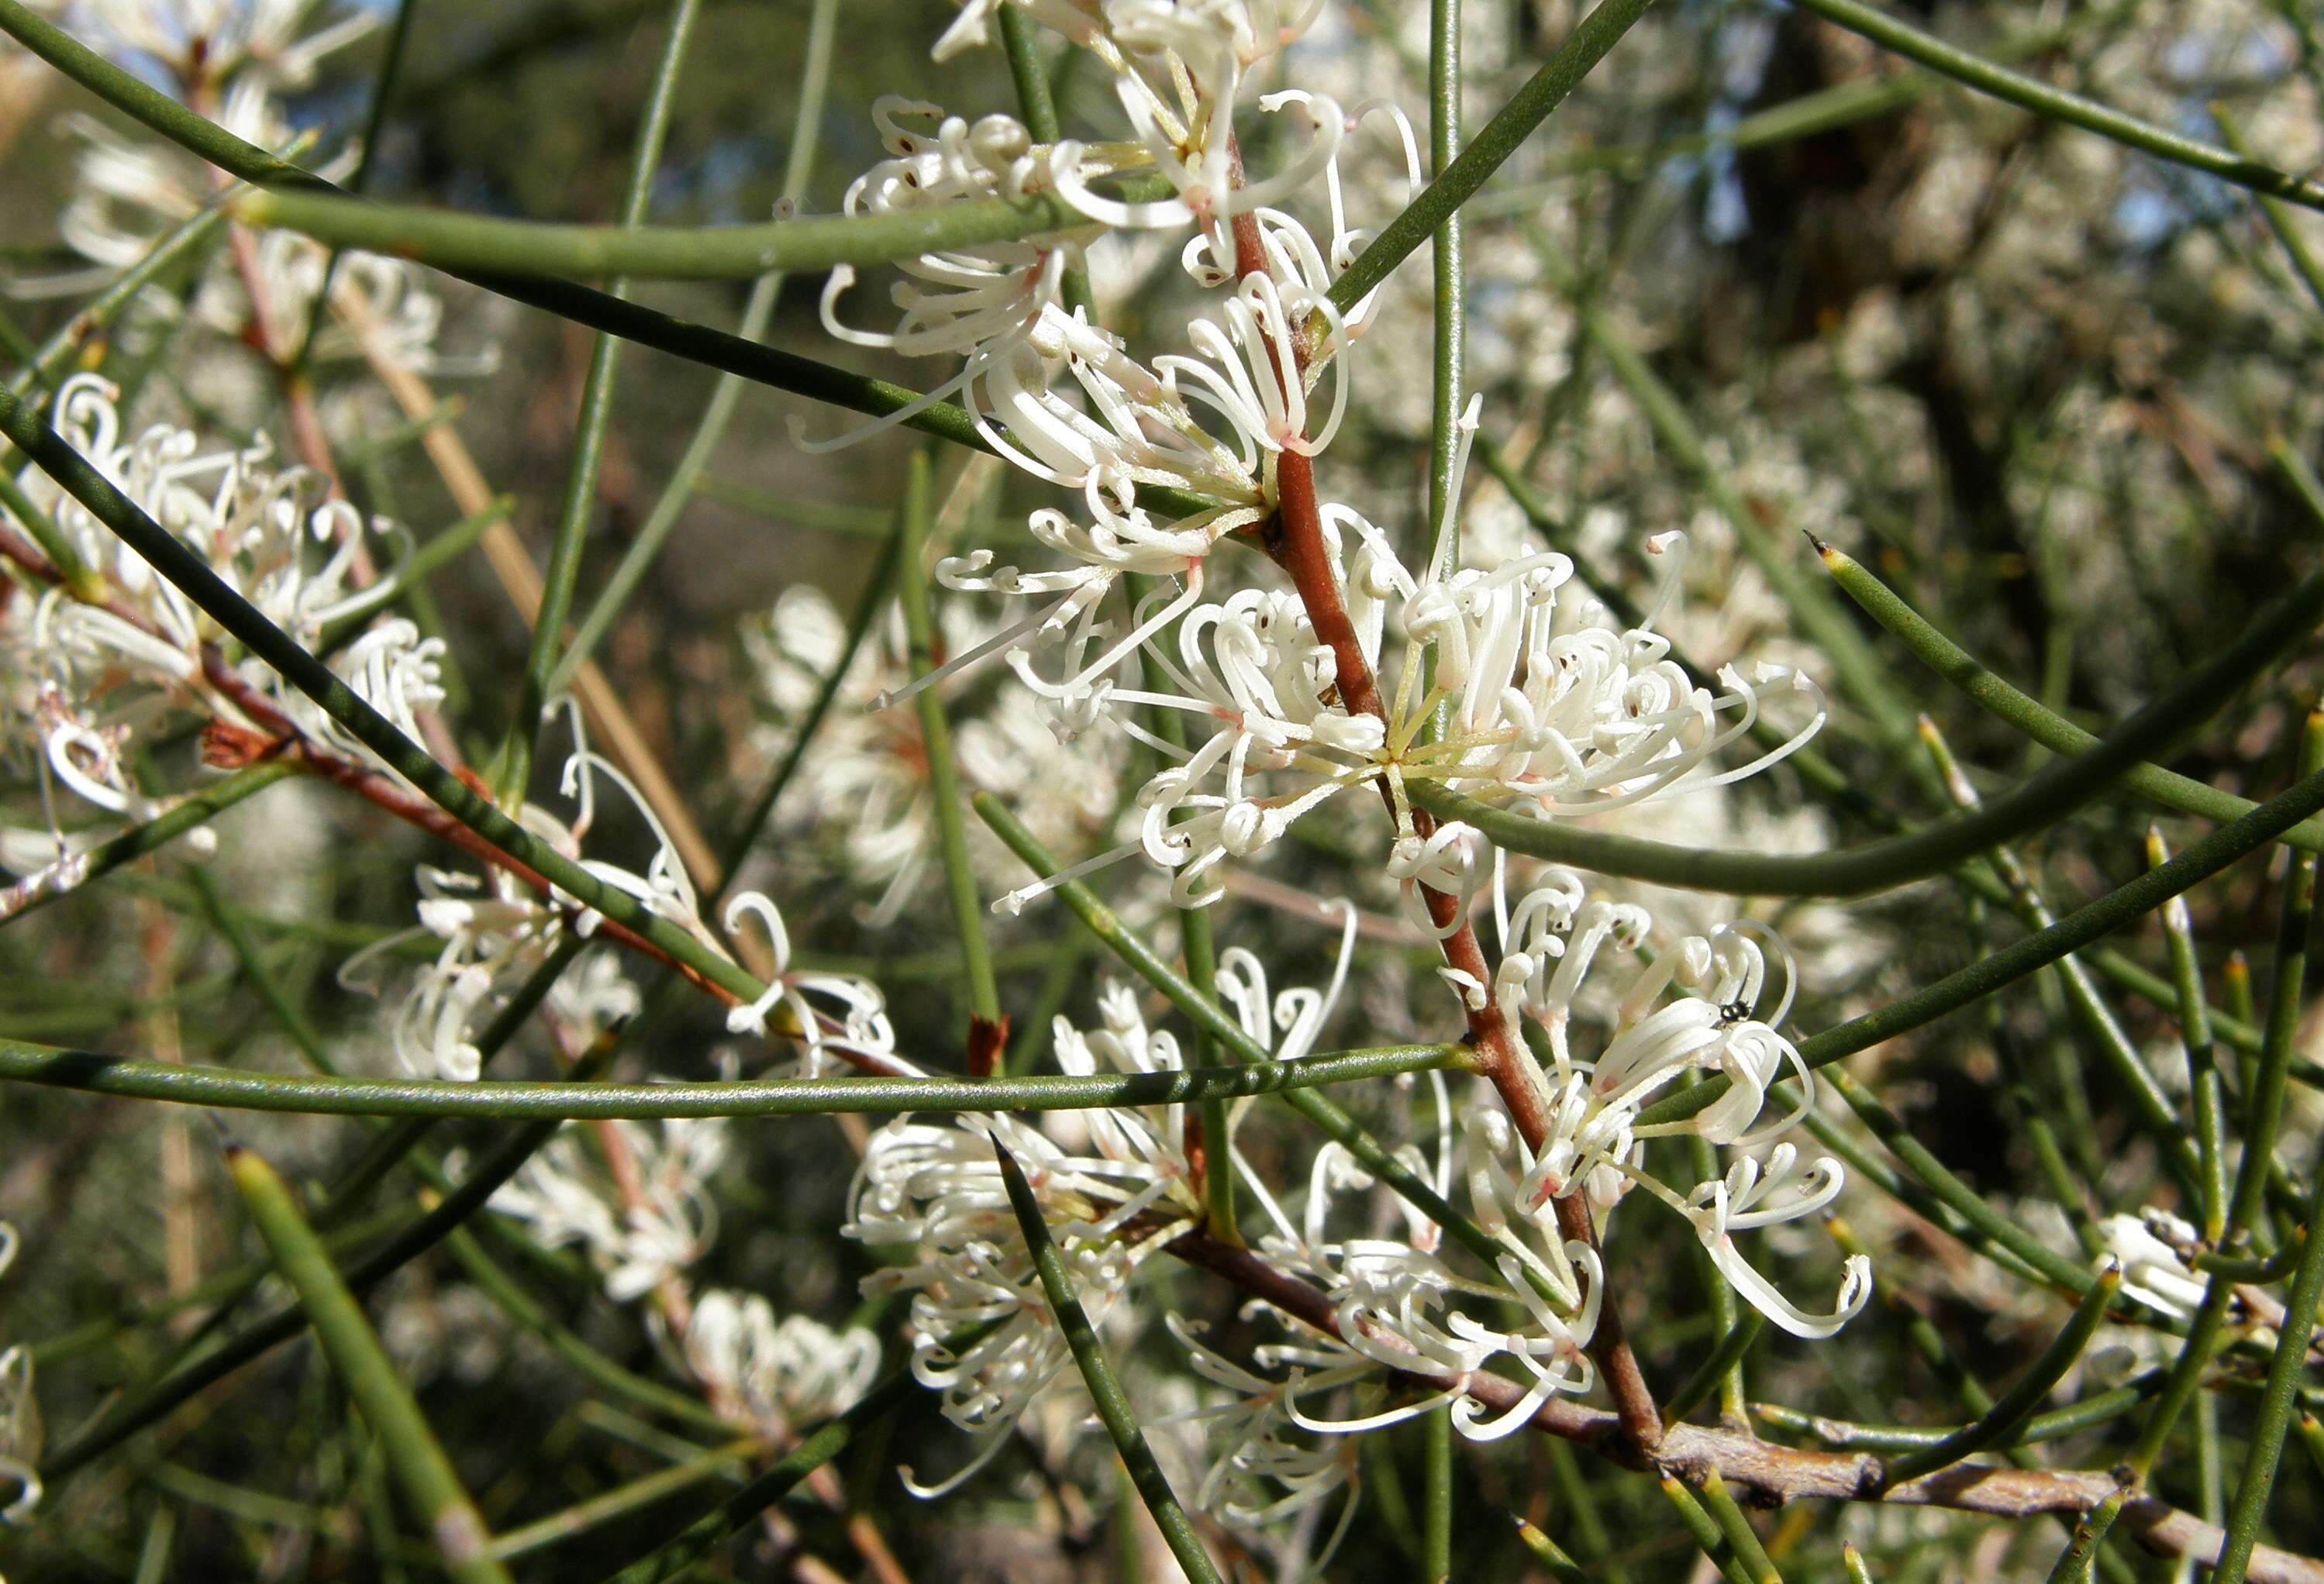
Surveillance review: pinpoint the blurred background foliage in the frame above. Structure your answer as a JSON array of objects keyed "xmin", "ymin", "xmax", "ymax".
[{"xmin": 5, "ymin": 0, "xmax": 2324, "ymax": 1579}]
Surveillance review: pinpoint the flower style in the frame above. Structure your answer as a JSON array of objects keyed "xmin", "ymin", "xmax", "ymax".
[{"xmin": 491, "ymin": 1116, "xmax": 729, "ymax": 1303}]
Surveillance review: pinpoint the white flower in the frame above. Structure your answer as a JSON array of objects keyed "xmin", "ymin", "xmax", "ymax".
[
  {"xmin": 721, "ymin": 890, "xmax": 898, "ymax": 1073},
  {"xmin": 0, "ymin": 1224, "xmax": 37, "ymax": 1527},
  {"xmin": 491, "ymin": 1117, "xmax": 729, "ymax": 1304},
  {"xmin": 1683, "ymin": 1145, "xmax": 1871, "ymax": 1340},
  {"xmin": 2101, "ymin": 1211, "xmax": 2208, "ymax": 1320},
  {"xmin": 1482, "ymin": 873, "xmax": 1869, "ymax": 1342},
  {"xmin": 683, "ymin": 1291, "xmax": 884, "ymax": 1426},
  {"xmin": 850, "ymin": 970, "xmax": 1345, "ymax": 1489}
]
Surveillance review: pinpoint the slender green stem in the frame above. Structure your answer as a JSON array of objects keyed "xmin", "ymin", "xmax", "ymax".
[
  {"xmin": 1823, "ymin": 542, "xmax": 2324, "ymax": 856},
  {"xmin": 1842, "ymin": 1544, "xmax": 1876, "ymax": 1584},
  {"xmin": 336, "ymin": 397, "xmax": 465, "ymax": 468},
  {"xmin": 1633, "ymin": 760, "xmax": 2324, "ymax": 1133},
  {"xmin": 898, "ymin": 451, "xmax": 998, "ymax": 1029},
  {"xmin": 2046, "ymin": 1489, "xmax": 2129, "ymax": 1584},
  {"xmin": 226, "ymin": 1143, "xmax": 512, "ymax": 1584},
  {"xmin": 1660, "ymin": 1311, "xmax": 1766, "ymax": 1429},
  {"xmin": 1753, "ymin": 1377, "xmax": 2161, "ymax": 1453},
  {"xmin": 1698, "ymin": 1472, "xmax": 1782, "ymax": 1584},
  {"xmin": 1422, "ymin": 1401, "xmax": 1453, "ymax": 1583},
  {"xmin": 486, "ymin": 1438, "xmax": 760, "ymax": 1562},
  {"xmin": 995, "ymin": 1144, "xmax": 1226, "ymax": 1584},
  {"xmin": 0, "ymin": 1036, "xmax": 1457, "ymax": 1118},
  {"xmin": 1658, "ymin": 1479, "xmax": 1756, "ymax": 1584},
  {"xmin": 0, "ymin": 762, "xmax": 298, "ymax": 928},
  {"xmin": 495, "ymin": 0, "xmax": 702, "ymax": 800},
  {"xmin": 1327, "ymin": 0, "xmax": 1660, "ymax": 315},
  {"xmin": 2154, "ymin": 828, "xmax": 2230, "ymax": 1241},
  {"xmin": 1425, "ymin": 0, "xmax": 1465, "ymax": 570},
  {"xmin": 1881, "ymin": 1265, "xmax": 2121, "ymax": 1484},
  {"xmin": 1791, "ymin": 0, "xmax": 2324, "ymax": 213},
  {"xmin": 2196, "ymin": 1234, "xmax": 2306, "ymax": 1283},
  {"xmin": 548, "ymin": 0, "xmax": 840, "ymax": 695},
  {"xmin": 233, "ymin": 174, "xmax": 1171, "ymax": 284}
]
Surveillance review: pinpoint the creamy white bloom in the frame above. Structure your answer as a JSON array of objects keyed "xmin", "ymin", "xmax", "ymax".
[
  {"xmin": 0, "ymin": 1223, "xmax": 37, "ymax": 1526},
  {"xmin": 2101, "ymin": 1210, "xmax": 2208, "ymax": 1320},
  {"xmin": 1484, "ymin": 873, "xmax": 1869, "ymax": 1341},
  {"xmin": 845, "ymin": 979, "xmax": 1250, "ymax": 1489},
  {"xmin": 492, "ymin": 1117, "xmax": 729, "ymax": 1304},
  {"xmin": 682, "ymin": 1291, "xmax": 884, "ymax": 1426}
]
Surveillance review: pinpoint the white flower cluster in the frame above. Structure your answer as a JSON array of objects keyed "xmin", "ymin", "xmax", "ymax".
[
  {"xmin": 1, "ymin": 377, "xmax": 441, "ymax": 830},
  {"xmin": 15, "ymin": 2, "xmax": 486, "ymax": 387},
  {"xmin": 843, "ymin": 876, "xmax": 1863, "ymax": 1524},
  {"xmin": 749, "ymin": 584, "xmax": 1126, "ymax": 924},
  {"xmin": 812, "ymin": 1, "xmax": 1819, "ymax": 921},
  {"xmin": 787, "ymin": 0, "xmax": 1871, "ymax": 1538},
  {"xmin": 491, "ymin": 1109, "xmax": 883, "ymax": 1430}
]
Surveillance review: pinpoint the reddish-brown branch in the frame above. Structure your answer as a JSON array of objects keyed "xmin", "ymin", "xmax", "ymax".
[
  {"xmin": 1167, "ymin": 1233, "xmax": 2322, "ymax": 1582},
  {"xmin": 1228, "ymin": 142, "xmax": 1661, "ymax": 1445},
  {"xmin": 1255, "ymin": 340, "xmax": 1660, "ymax": 1447}
]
